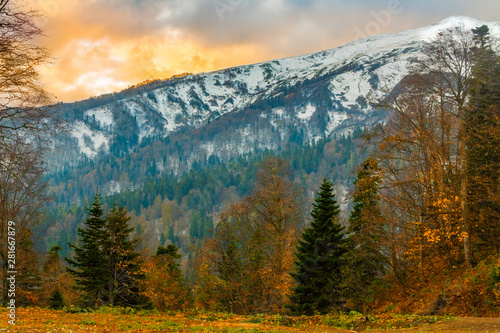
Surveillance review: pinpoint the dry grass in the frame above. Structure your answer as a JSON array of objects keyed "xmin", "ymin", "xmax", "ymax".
[{"xmin": 0, "ymin": 307, "xmax": 499, "ymax": 332}]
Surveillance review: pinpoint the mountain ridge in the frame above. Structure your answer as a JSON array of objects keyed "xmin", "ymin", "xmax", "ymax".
[{"xmin": 48, "ymin": 16, "xmax": 499, "ymax": 196}]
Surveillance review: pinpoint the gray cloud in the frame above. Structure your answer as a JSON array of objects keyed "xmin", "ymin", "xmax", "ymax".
[
  {"xmin": 73, "ymin": 0, "xmax": 498, "ymax": 57},
  {"xmin": 142, "ymin": 0, "xmax": 499, "ymax": 56}
]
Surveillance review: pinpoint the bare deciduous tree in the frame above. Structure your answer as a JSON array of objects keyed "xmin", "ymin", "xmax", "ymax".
[
  {"xmin": 0, "ymin": 0, "xmax": 55, "ymax": 146},
  {"xmin": 412, "ymin": 28, "xmax": 476, "ymax": 267},
  {"xmin": 370, "ymin": 28, "xmax": 478, "ymax": 287},
  {"xmin": 0, "ymin": 140, "xmax": 49, "ymax": 304},
  {"xmin": 0, "ymin": 0, "xmax": 58, "ymax": 305}
]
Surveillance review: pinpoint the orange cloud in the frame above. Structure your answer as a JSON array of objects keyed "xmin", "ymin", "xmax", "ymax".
[
  {"xmin": 30, "ymin": 0, "xmax": 499, "ymax": 102},
  {"xmin": 39, "ymin": 34, "xmax": 275, "ymax": 102},
  {"xmin": 33, "ymin": 0, "xmax": 281, "ymax": 102}
]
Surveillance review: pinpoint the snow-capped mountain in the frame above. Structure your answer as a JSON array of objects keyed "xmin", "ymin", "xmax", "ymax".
[{"xmin": 51, "ymin": 16, "xmax": 500, "ymax": 182}]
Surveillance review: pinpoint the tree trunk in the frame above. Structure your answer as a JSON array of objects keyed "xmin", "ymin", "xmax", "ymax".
[
  {"xmin": 461, "ymin": 176, "xmax": 472, "ymax": 268},
  {"xmin": 459, "ymin": 117, "xmax": 473, "ymax": 268}
]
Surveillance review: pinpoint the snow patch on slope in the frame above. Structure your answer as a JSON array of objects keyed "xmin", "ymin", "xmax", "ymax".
[
  {"xmin": 297, "ymin": 104, "xmax": 317, "ymax": 121},
  {"xmin": 86, "ymin": 107, "xmax": 114, "ymax": 128},
  {"xmin": 71, "ymin": 121, "xmax": 110, "ymax": 158},
  {"xmin": 326, "ymin": 111, "xmax": 349, "ymax": 135}
]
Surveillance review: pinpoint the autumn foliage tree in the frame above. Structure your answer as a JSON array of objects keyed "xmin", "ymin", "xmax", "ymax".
[
  {"xmin": 361, "ymin": 26, "xmax": 500, "ymax": 312},
  {"xmin": 0, "ymin": 143, "xmax": 48, "ymax": 305},
  {"xmin": 194, "ymin": 157, "xmax": 304, "ymax": 314},
  {"xmin": 142, "ymin": 245, "xmax": 190, "ymax": 311},
  {"xmin": 41, "ymin": 245, "xmax": 78, "ymax": 308},
  {"xmin": 368, "ymin": 27, "xmax": 480, "ymax": 289},
  {"xmin": 409, "ymin": 26, "xmax": 476, "ymax": 269},
  {"xmin": 344, "ymin": 157, "xmax": 385, "ymax": 313},
  {"xmin": 247, "ymin": 158, "xmax": 304, "ymax": 311}
]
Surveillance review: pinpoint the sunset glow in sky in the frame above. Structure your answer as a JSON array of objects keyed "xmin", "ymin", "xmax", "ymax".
[{"xmin": 31, "ymin": 0, "xmax": 500, "ymax": 103}]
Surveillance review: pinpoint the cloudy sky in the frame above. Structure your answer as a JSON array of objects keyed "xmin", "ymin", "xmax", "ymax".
[{"xmin": 31, "ymin": 0, "xmax": 500, "ymax": 102}]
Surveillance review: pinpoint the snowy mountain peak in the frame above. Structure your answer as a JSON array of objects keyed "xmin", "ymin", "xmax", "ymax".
[
  {"xmin": 433, "ymin": 16, "xmax": 491, "ymax": 30},
  {"xmin": 420, "ymin": 16, "xmax": 500, "ymax": 39}
]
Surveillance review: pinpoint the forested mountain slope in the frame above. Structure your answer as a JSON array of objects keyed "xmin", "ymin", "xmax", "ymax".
[{"xmin": 41, "ymin": 16, "xmax": 500, "ymax": 258}]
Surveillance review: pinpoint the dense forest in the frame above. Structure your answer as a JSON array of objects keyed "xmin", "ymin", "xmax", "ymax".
[{"xmin": 40, "ymin": 130, "xmax": 365, "ymax": 260}]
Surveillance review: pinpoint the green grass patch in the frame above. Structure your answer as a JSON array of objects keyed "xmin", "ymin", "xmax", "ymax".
[
  {"xmin": 322, "ymin": 312, "xmax": 456, "ymax": 330},
  {"xmin": 185, "ymin": 309, "xmax": 237, "ymax": 321},
  {"xmin": 78, "ymin": 318, "xmax": 98, "ymax": 326},
  {"xmin": 188, "ymin": 328, "xmax": 286, "ymax": 333}
]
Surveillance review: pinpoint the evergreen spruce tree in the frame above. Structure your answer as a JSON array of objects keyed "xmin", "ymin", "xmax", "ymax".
[
  {"xmin": 472, "ymin": 25, "xmax": 491, "ymax": 49},
  {"xmin": 218, "ymin": 240, "xmax": 241, "ymax": 283},
  {"xmin": 105, "ymin": 205, "xmax": 149, "ymax": 307},
  {"xmin": 289, "ymin": 179, "xmax": 347, "ymax": 315},
  {"xmin": 66, "ymin": 193, "xmax": 109, "ymax": 308},
  {"xmin": 466, "ymin": 26, "xmax": 500, "ymax": 254},
  {"xmin": 159, "ymin": 232, "xmax": 166, "ymax": 247},
  {"xmin": 49, "ymin": 289, "xmax": 65, "ymax": 309},
  {"xmin": 345, "ymin": 157, "xmax": 385, "ymax": 312},
  {"xmin": 217, "ymin": 238, "xmax": 243, "ymax": 313}
]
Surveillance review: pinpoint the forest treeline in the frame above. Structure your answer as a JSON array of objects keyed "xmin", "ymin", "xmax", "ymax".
[
  {"xmin": 41, "ymin": 130, "xmax": 363, "ymax": 259},
  {"xmin": 0, "ymin": 0, "xmax": 498, "ymax": 317}
]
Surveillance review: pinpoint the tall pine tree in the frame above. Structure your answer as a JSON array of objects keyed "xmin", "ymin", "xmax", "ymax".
[
  {"xmin": 105, "ymin": 205, "xmax": 148, "ymax": 307},
  {"xmin": 289, "ymin": 179, "xmax": 347, "ymax": 315},
  {"xmin": 66, "ymin": 193, "xmax": 109, "ymax": 308},
  {"xmin": 345, "ymin": 157, "xmax": 385, "ymax": 313},
  {"xmin": 466, "ymin": 25, "xmax": 500, "ymax": 254}
]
